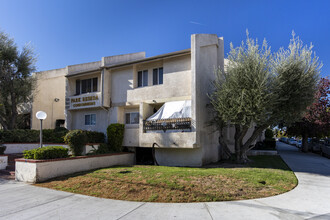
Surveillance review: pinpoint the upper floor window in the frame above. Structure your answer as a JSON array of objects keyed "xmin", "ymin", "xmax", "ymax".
[
  {"xmin": 137, "ymin": 70, "xmax": 148, "ymax": 87},
  {"xmin": 125, "ymin": 112, "xmax": 139, "ymax": 124},
  {"xmin": 76, "ymin": 77, "xmax": 98, "ymax": 95},
  {"xmin": 85, "ymin": 114, "xmax": 96, "ymax": 125},
  {"xmin": 153, "ymin": 67, "xmax": 163, "ymax": 85}
]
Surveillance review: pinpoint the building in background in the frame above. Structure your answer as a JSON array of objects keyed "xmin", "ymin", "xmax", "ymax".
[
  {"xmin": 32, "ymin": 34, "xmax": 262, "ymax": 166},
  {"xmin": 31, "ymin": 68, "xmax": 66, "ymax": 129}
]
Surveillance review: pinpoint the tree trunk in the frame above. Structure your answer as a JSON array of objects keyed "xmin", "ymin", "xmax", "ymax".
[
  {"xmin": 0, "ymin": 117, "xmax": 8, "ymax": 130},
  {"xmin": 218, "ymin": 128, "xmax": 231, "ymax": 160},
  {"xmin": 234, "ymin": 125, "xmax": 242, "ymax": 162},
  {"xmin": 302, "ymin": 132, "xmax": 308, "ymax": 152},
  {"xmin": 9, "ymin": 93, "xmax": 17, "ymax": 130},
  {"xmin": 234, "ymin": 125, "xmax": 249, "ymax": 163},
  {"xmin": 242, "ymin": 125, "xmax": 268, "ymax": 152}
]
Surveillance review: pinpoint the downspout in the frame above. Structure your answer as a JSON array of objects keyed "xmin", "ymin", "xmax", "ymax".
[{"xmin": 152, "ymin": 143, "xmax": 159, "ymax": 166}]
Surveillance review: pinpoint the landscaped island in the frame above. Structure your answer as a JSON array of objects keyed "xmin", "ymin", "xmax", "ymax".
[{"xmin": 35, "ymin": 155, "xmax": 297, "ymax": 203}]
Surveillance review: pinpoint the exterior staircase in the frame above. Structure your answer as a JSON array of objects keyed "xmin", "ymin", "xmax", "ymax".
[{"xmin": 0, "ymin": 154, "xmax": 23, "ymax": 180}]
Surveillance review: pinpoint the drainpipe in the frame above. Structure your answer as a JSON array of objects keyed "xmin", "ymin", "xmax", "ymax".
[{"xmin": 152, "ymin": 143, "xmax": 159, "ymax": 166}]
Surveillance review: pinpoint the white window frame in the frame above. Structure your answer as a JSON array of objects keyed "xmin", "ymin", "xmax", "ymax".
[
  {"xmin": 85, "ymin": 114, "xmax": 96, "ymax": 126},
  {"xmin": 125, "ymin": 112, "xmax": 139, "ymax": 124}
]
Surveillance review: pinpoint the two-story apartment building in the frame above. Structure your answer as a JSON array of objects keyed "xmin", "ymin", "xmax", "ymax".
[{"xmin": 34, "ymin": 34, "xmax": 257, "ymax": 166}]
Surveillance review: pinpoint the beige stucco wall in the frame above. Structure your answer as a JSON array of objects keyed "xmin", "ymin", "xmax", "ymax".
[
  {"xmin": 190, "ymin": 34, "xmax": 224, "ymax": 164},
  {"xmin": 108, "ymin": 55, "xmax": 192, "ymax": 106},
  {"xmin": 70, "ymin": 108, "xmax": 109, "ymax": 133},
  {"xmin": 155, "ymin": 148, "xmax": 203, "ymax": 167},
  {"xmin": 127, "ymin": 55, "xmax": 192, "ymax": 103},
  {"xmin": 31, "ymin": 68, "xmax": 66, "ymax": 129},
  {"xmin": 110, "ymin": 67, "xmax": 133, "ymax": 104}
]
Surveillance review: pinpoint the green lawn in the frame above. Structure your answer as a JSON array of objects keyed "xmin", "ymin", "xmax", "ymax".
[{"xmin": 35, "ymin": 156, "xmax": 297, "ymax": 203}]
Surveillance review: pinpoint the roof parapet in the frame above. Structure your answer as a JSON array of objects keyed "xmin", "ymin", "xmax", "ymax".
[
  {"xmin": 101, "ymin": 52, "xmax": 146, "ymax": 67},
  {"xmin": 67, "ymin": 61, "xmax": 101, "ymax": 76}
]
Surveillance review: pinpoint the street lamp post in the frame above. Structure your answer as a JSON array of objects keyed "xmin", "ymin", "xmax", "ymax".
[{"xmin": 36, "ymin": 111, "xmax": 47, "ymax": 148}]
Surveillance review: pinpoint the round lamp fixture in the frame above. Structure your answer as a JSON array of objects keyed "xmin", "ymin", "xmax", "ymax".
[{"xmin": 36, "ymin": 111, "xmax": 47, "ymax": 120}]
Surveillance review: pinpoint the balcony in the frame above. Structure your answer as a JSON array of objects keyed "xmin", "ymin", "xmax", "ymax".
[{"xmin": 143, "ymin": 118, "xmax": 192, "ymax": 133}]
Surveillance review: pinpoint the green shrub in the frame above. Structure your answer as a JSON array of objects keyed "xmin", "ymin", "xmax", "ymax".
[
  {"xmin": 23, "ymin": 146, "xmax": 69, "ymax": 160},
  {"xmin": 0, "ymin": 129, "xmax": 39, "ymax": 143},
  {"xmin": 265, "ymin": 128, "xmax": 274, "ymax": 139},
  {"xmin": 42, "ymin": 128, "xmax": 68, "ymax": 143},
  {"xmin": 107, "ymin": 123, "xmax": 125, "ymax": 152},
  {"xmin": 0, "ymin": 145, "xmax": 6, "ymax": 154},
  {"xmin": 0, "ymin": 129, "xmax": 104, "ymax": 144},
  {"xmin": 254, "ymin": 138, "xmax": 276, "ymax": 150},
  {"xmin": 263, "ymin": 138, "xmax": 276, "ymax": 150},
  {"xmin": 64, "ymin": 130, "xmax": 87, "ymax": 156},
  {"xmin": 0, "ymin": 129, "xmax": 68, "ymax": 143},
  {"xmin": 84, "ymin": 131, "xmax": 105, "ymax": 143},
  {"xmin": 87, "ymin": 143, "xmax": 113, "ymax": 155}
]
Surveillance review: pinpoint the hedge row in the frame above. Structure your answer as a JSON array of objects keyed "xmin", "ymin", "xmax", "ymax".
[
  {"xmin": 0, "ymin": 129, "xmax": 67, "ymax": 143},
  {"xmin": 23, "ymin": 146, "xmax": 69, "ymax": 160},
  {"xmin": 64, "ymin": 124, "xmax": 125, "ymax": 156},
  {"xmin": 0, "ymin": 128, "xmax": 104, "ymax": 144}
]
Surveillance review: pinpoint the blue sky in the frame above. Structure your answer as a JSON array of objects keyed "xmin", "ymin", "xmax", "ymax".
[{"xmin": 0, "ymin": 0, "xmax": 329, "ymax": 77}]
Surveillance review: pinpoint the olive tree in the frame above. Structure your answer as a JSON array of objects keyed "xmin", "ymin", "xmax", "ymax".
[
  {"xmin": 210, "ymin": 31, "xmax": 321, "ymax": 163},
  {"xmin": 0, "ymin": 31, "xmax": 36, "ymax": 130}
]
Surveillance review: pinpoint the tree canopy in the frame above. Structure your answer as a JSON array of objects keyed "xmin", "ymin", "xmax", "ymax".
[
  {"xmin": 210, "ymin": 31, "xmax": 321, "ymax": 163},
  {"xmin": 0, "ymin": 31, "xmax": 36, "ymax": 130},
  {"xmin": 287, "ymin": 77, "xmax": 330, "ymax": 151}
]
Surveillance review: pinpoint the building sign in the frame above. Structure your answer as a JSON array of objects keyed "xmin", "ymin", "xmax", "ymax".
[{"xmin": 69, "ymin": 93, "xmax": 101, "ymax": 110}]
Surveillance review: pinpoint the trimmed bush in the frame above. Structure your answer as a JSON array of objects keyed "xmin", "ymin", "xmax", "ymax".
[
  {"xmin": 263, "ymin": 138, "xmax": 276, "ymax": 150},
  {"xmin": 107, "ymin": 123, "xmax": 125, "ymax": 152},
  {"xmin": 265, "ymin": 128, "xmax": 274, "ymax": 139},
  {"xmin": 0, "ymin": 145, "xmax": 6, "ymax": 154},
  {"xmin": 95, "ymin": 143, "xmax": 112, "ymax": 154},
  {"xmin": 0, "ymin": 129, "xmax": 68, "ymax": 143},
  {"xmin": 0, "ymin": 129, "xmax": 104, "ymax": 144},
  {"xmin": 0, "ymin": 129, "xmax": 39, "ymax": 143},
  {"xmin": 64, "ymin": 130, "xmax": 87, "ymax": 156},
  {"xmin": 84, "ymin": 131, "xmax": 105, "ymax": 143},
  {"xmin": 42, "ymin": 129, "xmax": 68, "ymax": 143},
  {"xmin": 253, "ymin": 138, "xmax": 276, "ymax": 150},
  {"xmin": 23, "ymin": 146, "xmax": 69, "ymax": 160}
]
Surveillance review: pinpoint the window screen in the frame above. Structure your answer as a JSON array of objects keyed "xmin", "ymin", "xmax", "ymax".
[
  {"xmin": 125, "ymin": 113, "xmax": 130, "ymax": 124},
  {"xmin": 90, "ymin": 114, "xmax": 96, "ymax": 125},
  {"xmin": 130, "ymin": 113, "xmax": 139, "ymax": 124},
  {"xmin": 159, "ymin": 67, "xmax": 163, "ymax": 84},
  {"xmin": 138, "ymin": 71, "xmax": 142, "ymax": 87},
  {"xmin": 76, "ymin": 80, "xmax": 80, "ymax": 95},
  {"xmin": 85, "ymin": 114, "xmax": 96, "ymax": 125},
  {"xmin": 143, "ymin": 70, "xmax": 148, "ymax": 87},
  {"xmin": 92, "ymin": 78, "xmax": 98, "ymax": 92},
  {"xmin": 81, "ymin": 79, "xmax": 88, "ymax": 94},
  {"xmin": 85, "ymin": 115, "xmax": 91, "ymax": 125},
  {"xmin": 153, "ymin": 69, "xmax": 158, "ymax": 85}
]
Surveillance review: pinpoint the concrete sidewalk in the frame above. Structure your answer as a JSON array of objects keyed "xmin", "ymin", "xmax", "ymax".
[{"xmin": 1, "ymin": 142, "xmax": 330, "ymax": 220}]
